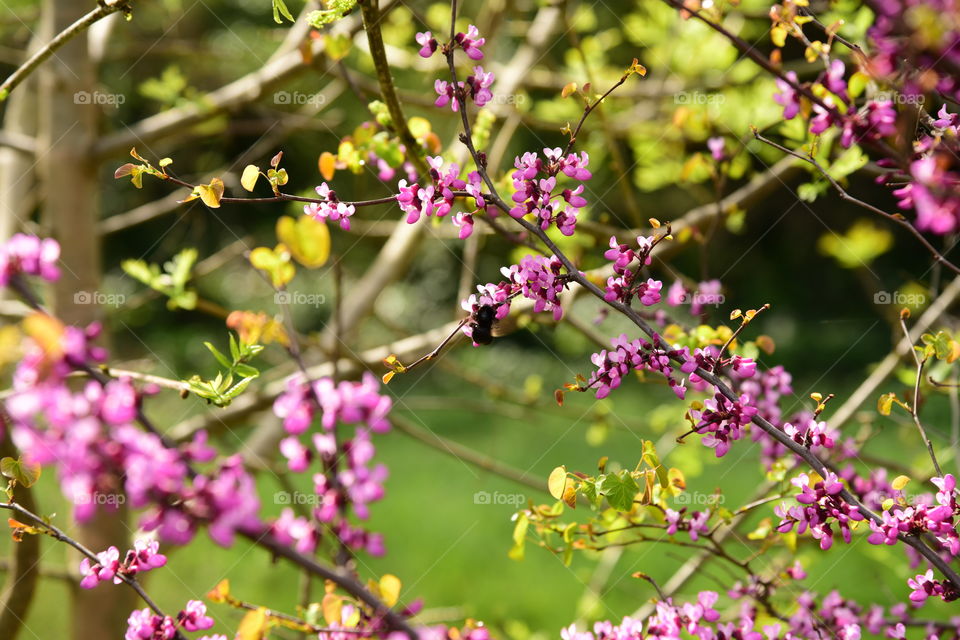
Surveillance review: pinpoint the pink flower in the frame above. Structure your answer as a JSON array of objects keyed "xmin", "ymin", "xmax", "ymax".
[{"xmin": 178, "ymin": 599, "xmax": 214, "ymax": 632}]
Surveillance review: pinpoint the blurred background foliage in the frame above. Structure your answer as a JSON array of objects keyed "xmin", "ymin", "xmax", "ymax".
[{"xmin": 1, "ymin": 0, "xmax": 957, "ymax": 637}]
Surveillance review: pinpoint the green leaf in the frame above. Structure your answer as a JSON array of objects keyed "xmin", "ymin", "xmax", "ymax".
[
  {"xmin": 1, "ymin": 457, "xmax": 41, "ymax": 488},
  {"xmin": 600, "ymin": 471, "xmax": 639, "ymax": 511},
  {"xmin": 272, "ymin": 0, "xmax": 295, "ymax": 23},
  {"xmin": 508, "ymin": 512, "xmax": 528, "ymax": 561},
  {"xmin": 233, "ymin": 363, "xmax": 260, "ymax": 378},
  {"xmin": 204, "ymin": 342, "xmax": 232, "ymax": 369}
]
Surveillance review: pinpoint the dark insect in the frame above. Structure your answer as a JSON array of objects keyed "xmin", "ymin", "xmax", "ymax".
[{"xmin": 469, "ymin": 304, "xmax": 497, "ymax": 345}]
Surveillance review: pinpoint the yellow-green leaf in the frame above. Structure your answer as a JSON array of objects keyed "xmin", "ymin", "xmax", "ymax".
[
  {"xmin": 241, "ymin": 165, "xmax": 260, "ymax": 192},
  {"xmin": 276, "ymin": 215, "xmax": 330, "ymax": 268},
  {"xmin": 321, "ymin": 593, "xmax": 342, "ymax": 625},
  {"xmin": 548, "ymin": 466, "xmax": 567, "ymax": 500},
  {"xmin": 236, "ymin": 607, "xmax": 268, "ymax": 640},
  {"xmin": 318, "ymin": 152, "xmax": 336, "ymax": 181},
  {"xmin": 379, "ymin": 574, "xmax": 401, "ymax": 607}
]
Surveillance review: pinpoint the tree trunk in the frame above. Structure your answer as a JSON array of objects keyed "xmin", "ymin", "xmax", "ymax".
[{"xmin": 36, "ymin": 1, "xmax": 134, "ymax": 638}]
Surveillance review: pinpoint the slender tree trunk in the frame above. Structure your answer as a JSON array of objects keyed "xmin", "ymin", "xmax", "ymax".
[
  {"xmin": 36, "ymin": 2, "xmax": 133, "ymax": 638},
  {"xmin": 0, "ymin": 40, "xmax": 40, "ymax": 242}
]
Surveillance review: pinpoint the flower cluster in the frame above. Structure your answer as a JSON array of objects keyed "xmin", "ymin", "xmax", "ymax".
[
  {"xmin": 126, "ymin": 600, "xmax": 213, "ymax": 640},
  {"xmin": 417, "ymin": 26, "xmax": 494, "ymax": 112},
  {"xmin": 770, "ymin": 1, "xmax": 960, "ymax": 235},
  {"xmin": 434, "ymin": 67, "xmax": 495, "ymax": 112},
  {"xmin": 272, "ymin": 372, "xmax": 392, "ymax": 556},
  {"xmin": 864, "ymin": 474, "xmax": 960, "ymax": 601},
  {"xmin": 561, "ymin": 568, "xmax": 960, "ymax": 640},
  {"xmin": 80, "ymin": 539, "xmax": 167, "ymax": 589},
  {"xmin": 0, "ymin": 233, "xmax": 60, "ymax": 285},
  {"xmin": 417, "ymin": 24, "xmax": 486, "ymax": 61},
  {"xmin": 775, "ymin": 472, "xmax": 863, "ymax": 550},
  {"xmin": 908, "ymin": 569, "xmax": 960, "ymax": 604},
  {"xmin": 585, "ymin": 334, "xmax": 701, "ymax": 400},
  {"xmin": 691, "ymin": 392, "xmax": 759, "ymax": 458},
  {"xmin": 664, "ymin": 508, "xmax": 710, "ymax": 541},
  {"xmin": 397, "ymin": 157, "xmax": 485, "ymax": 239},
  {"xmin": 784, "ymin": 418, "xmax": 835, "ymax": 450},
  {"xmin": 502, "ymin": 255, "xmax": 568, "ymax": 321},
  {"xmin": 890, "ymin": 123, "xmax": 960, "ymax": 234},
  {"xmin": 304, "ymin": 183, "xmax": 356, "ymax": 230},
  {"xmin": 602, "ymin": 235, "xmax": 663, "ymax": 306},
  {"xmin": 458, "ymin": 254, "xmax": 572, "ymax": 344},
  {"xmin": 509, "ymin": 149, "xmax": 591, "ymax": 236},
  {"xmin": 4, "ymin": 288, "xmax": 259, "ymax": 547}
]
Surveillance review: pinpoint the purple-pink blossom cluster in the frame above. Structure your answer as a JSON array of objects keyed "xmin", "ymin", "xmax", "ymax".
[
  {"xmin": 690, "ymin": 392, "xmax": 759, "ymax": 458},
  {"xmin": 304, "ymin": 183, "xmax": 356, "ymax": 231},
  {"xmin": 398, "ymin": 158, "xmax": 487, "ymax": 239},
  {"xmin": 561, "ymin": 567, "xmax": 960, "ymax": 639},
  {"xmin": 509, "ymin": 148, "xmax": 591, "ymax": 236},
  {"xmin": 769, "ymin": 4, "xmax": 960, "ymax": 235},
  {"xmin": 272, "ymin": 372, "xmax": 392, "ymax": 556},
  {"xmin": 126, "ymin": 600, "xmax": 213, "ymax": 640},
  {"xmin": 80, "ymin": 539, "xmax": 167, "ymax": 589},
  {"xmin": 772, "ymin": 60, "xmax": 897, "ymax": 149},
  {"xmin": 603, "ymin": 235, "xmax": 663, "ymax": 306},
  {"xmin": 416, "ymin": 26, "xmax": 494, "ymax": 112},
  {"xmin": 5, "ymin": 301, "xmax": 260, "ymax": 547},
  {"xmin": 888, "ymin": 114, "xmax": 960, "ymax": 234},
  {"xmin": 864, "ymin": 474, "xmax": 960, "ymax": 602},
  {"xmin": 664, "ymin": 507, "xmax": 710, "ymax": 541},
  {"xmin": 775, "ymin": 471, "xmax": 864, "ymax": 551},
  {"xmin": 502, "ymin": 254, "xmax": 568, "ymax": 321},
  {"xmin": 585, "ymin": 334, "xmax": 701, "ymax": 400},
  {"xmin": 0, "ymin": 233, "xmax": 60, "ymax": 286},
  {"xmin": 458, "ymin": 254, "xmax": 572, "ymax": 344}
]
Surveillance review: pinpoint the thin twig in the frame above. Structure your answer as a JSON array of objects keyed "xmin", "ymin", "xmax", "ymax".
[
  {"xmin": 899, "ymin": 312, "xmax": 944, "ymax": 477},
  {"xmin": 753, "ymin": 131, "xmax": 960, "ymax": 277},
  {"xmin": 0, "ymin": 0, "xmax": 131, "ymax": 100}
]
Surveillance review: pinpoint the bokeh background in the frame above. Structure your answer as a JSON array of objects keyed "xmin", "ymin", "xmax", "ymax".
[{"xmin": 1, "ymin": 0, "xmax": 957, "ymax": 637}]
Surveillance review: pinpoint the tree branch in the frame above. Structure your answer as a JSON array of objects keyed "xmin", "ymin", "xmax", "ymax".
[{"xmin": 0, "ymin": 0, "xmax": 131, "ymax": 101}]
